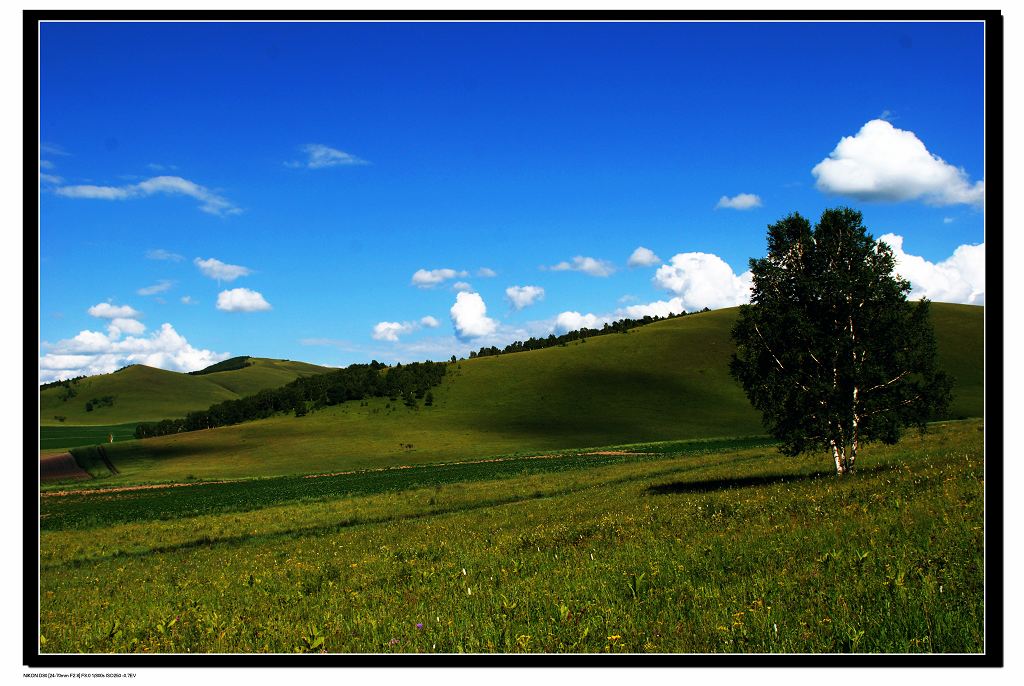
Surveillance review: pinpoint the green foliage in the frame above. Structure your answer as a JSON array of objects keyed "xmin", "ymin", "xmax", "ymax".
[
  {"xmin": 187, "ymin": 356, "xmax": 253, "ymax": 376},
  {"xmin": 731, "ymin": 208, "xmax": 953, "ymax": 473},
  {"xmin": 468, "ymin": 311, "xmax": 694, "ymax": 359},
  {"xmin": 84, "ymin": 395, "xmax": 115, "ymax": 413},
  {"xmin": 40, "ymin": 376, "xmax": 85, "ymax": 392},
  {"xmin": 39, "ymin": 421, "xmax": 984, "ymax": 653}
]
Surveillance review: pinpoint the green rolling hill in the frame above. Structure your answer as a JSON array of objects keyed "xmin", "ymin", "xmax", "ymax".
[
  {"xmin": 40, "ymin": 356, "xmax": 332, "ymax": 426},
  {"xmin": 66, "ymin": 303, "xmax": 983, "ymax": 485}
]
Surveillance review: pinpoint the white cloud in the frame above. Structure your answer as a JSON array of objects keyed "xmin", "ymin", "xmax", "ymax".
[
  {"xmin": 450, "ymin": 291, "xmax": 498, "ymax": 339},
  {"xmin": 618, "ymin": 297, "xmax": 690, "ymax": 319},
  {"xmin": 58, "ymin": 185, "xmax": 130, "ymax": 200},
  {"xmin": 943, "ymin": 217, "xmax": 955, "ymax": 224},
  {"xmin": 180, "ymin": 295, "xmax": 195, "ymax": 305},
  {"xmin": 554, "ymin": 311, "xmax": 612, "ymax": 333},
  {"xmin": 107, "ymin": 317, "xmax": 147, "ymax": 337},
  {"xmin": 372, "ymin": 321, "xmax": 416, "ymax": 342},
  {"xmin": 477, "ymin": 267, "xmax": 498, "ymax": 278},
  {"xmin": 55, "ymin": 175, "xmax": 241, "ymax": 216},
  {"xmin": 548, "ymin": 256, "xmax": 615, "ymax": 277},
  {"xmin": 627, "ymin": 246, "xmax": 661, "ymax": 267},
  {"xmin": 411, "ymin": 268, "xmax": 467, "ymax": 288},
  {"xmin": 194, "ymin": 257, "xmax": 252, "ymax": 282},
  {"xmin": 370, "ymin": 315, "xmax": 443, "ymax": 342},
  {"xmin": 287, "ymin": 144, "xmax": 368, "ymax": 169},
  {"xmin": 87, "ymin": 302, "xmax": 141, "ymax": 319},
  {"xmin": 146, "ymin": 248, "xmax": 183, "ymax": 262},
  {"xmin": 505, "ymin": 285, "xmax": 545, "ymax": 310},
  {"xmin": 811, "ymin": 119, "xmax": 984, "ymax": 206},
  {"xmin": 452, "ymin": 281, "xmax": 473, "ymax": 292},
  {"xmin": 137, "ymin": 280, "xmax": 173, "ymax": 296},
  {"xmin": 40, "ymin": 159, "xmax": 55, "ymax": 169},
  {"xmin": 38, "ymin": 322, "xmax": 229, "ymax": 383},
  {"xmin": 40, "ymin": 173, "xmax": 63, "ymax": 185},
  {"xmin": 879, "ymin": 234, "xmax": 984, "ymax": 305},
  {"xmin": 716, "ymin": 193, "xmax": 763, "ymax": 210},
  {"xmin": 41, "ymin": 143, "xmax": 70, "ymax": 156},
  {"xmin": 216, "ymin": 288, "xmax": 272, "ymax": 312},
  {"xmin": 653, "ymin": 252, "xmax": 753, "ymax": 310}
]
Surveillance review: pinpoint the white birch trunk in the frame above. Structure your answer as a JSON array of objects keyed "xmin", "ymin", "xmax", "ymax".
[
  {"xmin": 831, "ymin": 439, "xmax": 847, "ymax": 476},
  {"xmin": 850, "ymin": 385, "xmax": 859, "ymax": 473},
  {"xmin": 849, "ymin": 313, "xmax": 858, "ymax": 475}
]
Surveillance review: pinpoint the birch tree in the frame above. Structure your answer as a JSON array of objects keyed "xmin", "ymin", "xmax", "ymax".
[{"xmin": 729, "ymin": 208, "xmax": 953, "ymax": 475}]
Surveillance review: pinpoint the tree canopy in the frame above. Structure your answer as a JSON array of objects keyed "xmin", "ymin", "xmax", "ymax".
[{"xmin": 729, "ymin": 208, "xmax": 953, "ymax": 475}]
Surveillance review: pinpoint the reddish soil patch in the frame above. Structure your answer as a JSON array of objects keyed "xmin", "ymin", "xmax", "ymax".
[
  {"xmin": 42, "ymin": 479, "xmax": 236, "ymax": 498},
  {"xmin": 585, "ymin": 450, "xmax": 644, "ymax": 456},
  {"xmin": 40, "ymin": 453, "xmax": 91, "ymax": 483}
]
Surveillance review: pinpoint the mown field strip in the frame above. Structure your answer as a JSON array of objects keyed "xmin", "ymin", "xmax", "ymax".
[{"xmin": 39, "ymin": 437, "xmax": 776, "ymax": 531}]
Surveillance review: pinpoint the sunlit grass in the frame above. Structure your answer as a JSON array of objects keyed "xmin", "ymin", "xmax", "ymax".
[{"xmin": 39, "ymin": 420, "xmax": 984, "ymax": 654}]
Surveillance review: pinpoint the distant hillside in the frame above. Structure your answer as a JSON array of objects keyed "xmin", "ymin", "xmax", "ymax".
[
  {"xmin": 88, "ymin": 303, "xmax": 984, "ymax": 484},
  {"xmin": 186, "ymin": 356, "xmax": 253, "ymax": 375},
  {"xmin": 40, "ymin": 357, "xmax": 333, "ymax": 425}
]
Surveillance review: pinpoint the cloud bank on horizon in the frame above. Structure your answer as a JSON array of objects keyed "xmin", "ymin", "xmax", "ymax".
[{"xmin": 39, "ymin": 303, "xmax": 229, "ymax": 382}]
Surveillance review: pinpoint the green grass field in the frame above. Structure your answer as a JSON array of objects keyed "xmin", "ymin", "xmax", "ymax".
[
  {"xmin": 79, "ymin": 304, "xmax": 982, "ymax": 487},
  {"xmin": 39, "ymin": 423, "xmax": 139, "ymax": 451},
  {"xmin": 40, "ymin": 357, "xmax": 331, "ymax": 426},
  {"xmin": 39, "ymin": 419, "xmax": 984, "ymax": 653}
]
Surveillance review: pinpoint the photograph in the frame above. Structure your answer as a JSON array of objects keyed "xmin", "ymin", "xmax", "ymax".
[{"xmin": 28, "ymin": 12, "xmax": 999, "ymax": 664}]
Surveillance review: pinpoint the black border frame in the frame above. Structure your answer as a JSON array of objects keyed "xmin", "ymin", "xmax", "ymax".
[{"xmin": 23, "ymin": 8, "xmax": 1005, "ymax": 669}]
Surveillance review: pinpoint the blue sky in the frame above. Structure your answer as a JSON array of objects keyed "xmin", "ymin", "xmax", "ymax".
[{"xmin": 38, "ymin": 21, "xmax": 986, "ymax": 380}]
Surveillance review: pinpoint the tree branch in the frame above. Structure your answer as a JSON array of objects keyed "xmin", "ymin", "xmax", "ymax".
[
  {"xmin": 859, "ymin": 394, "xmax": 922, "ymax": 417},
  {"xmin": 863, "ymin": 370, "xmax": 910, "ymax": 394}
]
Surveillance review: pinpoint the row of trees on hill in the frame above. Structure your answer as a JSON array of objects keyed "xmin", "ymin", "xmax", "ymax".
[
  {"xmin": 468, "ymin": 310, "xmax": 704, "ymax": 359},
  {"xmin": 134, "ymin": 360, "xmax": 448, "ymax": 439},
  {"xmin": 40, "ymin": 376, "xmax": 85, "ymax": 391}
]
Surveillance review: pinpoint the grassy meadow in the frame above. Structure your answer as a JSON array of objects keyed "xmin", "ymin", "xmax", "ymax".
[
  {"xmin": 39, "ymin": 423, "xmax": 139, "ymax": 451},
  {"xmin": 55, "ymin": 304, "xmax": 982, "ymax": 487},
  {"xmin": 39, "ymin": 420, "xmax": 984, "ymax": 653}
]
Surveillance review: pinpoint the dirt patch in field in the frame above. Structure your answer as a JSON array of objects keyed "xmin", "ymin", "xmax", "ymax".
[
  {"xmin": 585, "ymin": 450, "xmax": 645, "ymax": 456},
  {"xmin": 42, "ymin": 479, "xmax": 236, "ymax": 498},
  {"xmin": 39, "ymin": 453, "xmax": 91, "ymax": 483}
]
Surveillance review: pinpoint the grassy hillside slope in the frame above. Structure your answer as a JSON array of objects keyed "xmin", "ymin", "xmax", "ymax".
[
  {"xmin": 40, "ymin": 357, "xmax": 332, "ymax": 426},
  {"xmin": 928, "ymin": 303, "xmax": 984, "ymax": 420},
  {"xmin": 86, "ymin": 303, "xmax": 983, "ymax": 485}
]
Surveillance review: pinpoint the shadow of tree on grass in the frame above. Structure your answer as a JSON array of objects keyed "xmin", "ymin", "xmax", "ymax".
[{"xmin": 647, "ymin": 463, "xmax": 895, "ymax": 495}]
